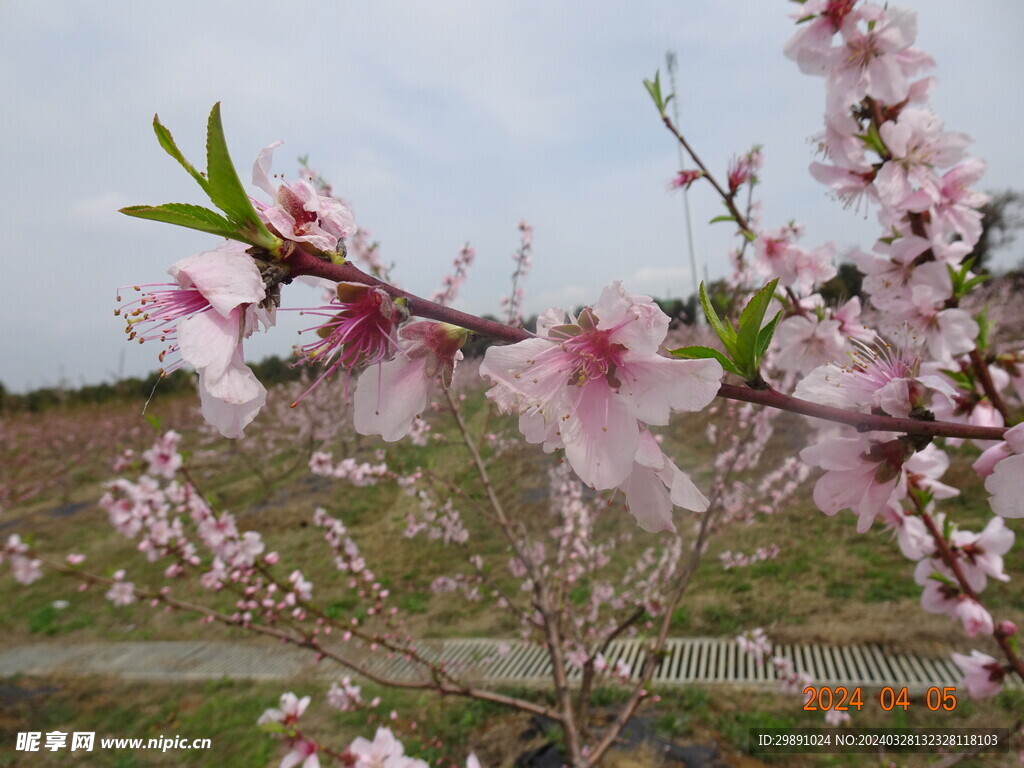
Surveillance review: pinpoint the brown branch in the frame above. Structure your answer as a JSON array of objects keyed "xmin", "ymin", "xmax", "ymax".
[
  {"xmin": 969, "ymin": 348, "xmax": 1012, "ymax": 424},
  {"xmin": 36, "ymin": 558, "xmax": 563, "ymax": 721},
  {"xmin": 717, "ymin": 383, "xmax": 1008, "ymax": 441},
  {"xmin": 915, "ymin": 508, "xmax": 1024, "ymax": 684},
  {"xmin": 659, "ymin": 115, "xmax": 753, "ymax": 235}
]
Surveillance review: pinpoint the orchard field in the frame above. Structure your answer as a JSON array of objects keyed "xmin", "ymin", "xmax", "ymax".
[{"xmin": 2, "ymin": 345, "xmax": 1022, "ymax": 766}]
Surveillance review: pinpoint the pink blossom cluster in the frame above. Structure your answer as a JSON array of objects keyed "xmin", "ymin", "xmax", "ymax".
[
  {"xmin": 499, "ymin": 220, "xmax": 533, "ymax": 326},
  {"xmin": 787, "ymin": 1, "xmax": 986, "ymax": 364},
  {"xmin": 430, "ymin": 242, "xmax": 476, "ymax": 306},
  {"xmin": 1, "ymin": 534, "xmax": 43, "ymax": 585},
  {"xmin": 735, "ymin": 627, "xmax": 772, "ymax": 665},
  {"xmin": 308, "ymin": 451, "xmax": 388, "ymax": 487},
  {"xmin": 718, "ymin": 545, "xmax": 779, "ymax": 571},
  {"xmin": 404, "ymin": 494, "xmax": 469, "ymax": 546},
  {"xmin": 772, "ymin": 655, "xmax": 814, "ymax": 695}
]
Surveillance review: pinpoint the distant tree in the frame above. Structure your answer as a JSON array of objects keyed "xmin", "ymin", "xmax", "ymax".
[
  {"xmin": 819, "ymin": 262, "xmax": 864, "ymax": 306},
  {"xmin": 973, "ymin": 190, "xmax": 1024, "ymax": 273}
]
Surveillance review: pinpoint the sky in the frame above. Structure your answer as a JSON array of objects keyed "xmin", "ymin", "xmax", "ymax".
[{"xmin": 1, "ymin": 1, "xmax": 1022, "ymax": 393}]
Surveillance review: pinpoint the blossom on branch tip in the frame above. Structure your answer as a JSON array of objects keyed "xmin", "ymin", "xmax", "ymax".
[
  {"xmin": 252, "ymin": 141, "xmax": 356, "ymax": 255},
  {"xmin": 118, "ymin": 242, "xmax": 273, "ymax": 438},
  {"xmin": 951, "ymin": 650, "xmax": 1004, "ymax": 698},
  {"xmin": 258, "ymin": 692, "xmax": 310, "ymax": 726}
]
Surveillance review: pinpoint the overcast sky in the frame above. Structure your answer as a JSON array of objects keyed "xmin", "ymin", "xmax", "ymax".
[{"xmin": 1, "ymin": 1, "xmax": 1022, "ymax": 393}]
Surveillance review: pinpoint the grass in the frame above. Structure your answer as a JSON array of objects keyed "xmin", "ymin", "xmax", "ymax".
[{"xmin": 2, "ymin": 380, "xmax": 1023, "ymax": 765}]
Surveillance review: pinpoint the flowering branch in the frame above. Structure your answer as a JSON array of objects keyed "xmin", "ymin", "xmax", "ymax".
[{"xmin": 286, "ymin": 250, "xmax": 1009, "ymax": 443}]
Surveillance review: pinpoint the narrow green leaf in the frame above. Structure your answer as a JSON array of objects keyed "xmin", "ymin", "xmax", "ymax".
[
  {"xmin": 738, "ymin": 278, "xmax": 779, "ymax": 330},
  {"xmin": 734, "ymin": 279, "xmax": 779, "ymax": 377},
  {"xmin": 976, "ymin": 308, "xmax": 990, "ymax": 352},
  {"xmin": 755, "ymin": 310, "xmax": 783, "ymax": 359},
  {"xmin": 153, "ymin": 114, "xmax": 210, "ymax": 195},
  {"xmin": 643, "ymin": 72, "xmax": 664, "ymax": 114},
  {"xmin": 698, "ymin": 282, "xmax": 735, "ymax": 352},
  {"xmin": 205, "ymin": 104, "xmax": 272, "ymax": 231},
  {"xmin": 709, "ymin": 214, "xmax": 736, "ymax": 224},
  {"xmin": 670, "ymin": 345, "xmax": 741, "ymax": 376},
  {"xmin": 120, "ymin": 203, "xmax": 241, "ymax": 241}
]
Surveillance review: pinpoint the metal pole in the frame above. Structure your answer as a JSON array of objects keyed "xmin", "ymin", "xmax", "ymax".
[{"xmin": 666, "ymin": 51, "xmax": 703, "ymax": 326}]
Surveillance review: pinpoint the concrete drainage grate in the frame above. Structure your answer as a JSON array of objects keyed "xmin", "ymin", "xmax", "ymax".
[{"xmin": 0, "ymin": 638, "xmax": 1009, "ymax": 694}]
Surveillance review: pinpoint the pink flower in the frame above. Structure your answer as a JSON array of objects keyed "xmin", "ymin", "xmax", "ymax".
[
  {"xmin": 481, "ymin": 282, "xmax": 722, "ymax": 494},
  {"xmin": 258, "ymin": 692, "xmax": 310, "ymax": 726},
  {"xmin": 951, "ymin": 650, "xmax": 1005, "ymax": 698},
  {"xmin": 120, "ymin": 242, "xmax": 273, "ymax": 438},
  {"xmin": 142, "ymin": 431, "xmax": 183, "ymax": 479},
  {"xmin": 281, "ymin": 739, "xmax": 319, "ymax": 768},
  {"xmin": 669, "ymin": 169, "xmax": 702, "ymax": 190},
  {"xmin": 875, "ymin": 109, "xmax": 970, "ymax": 210},
  {"xmin": 354, "ymin": 322, "xmax": 466, "ymax": 442},
  {"xmin": 346, "ymin": 727, "xmax": 425, "ymax": 768},
  {"xmin": 950, "ymin": 517, "xmax": 1014, "ymax": 591},
  {"xmin": 105, "ymin": 572, "xmax": 137, "ymax": 607},
  {"xmin": 821, "ymin": 5, "xmax": 934, "ymax": 112},
  {"xmin": 800, "ymin": 435, "xmax": 915, "ymax": 532},
  {"xmin": 794, "ymin": 340, "xmax": 943, "ymax": 417},
  {"xmin": 252, "ymin": 142, "xmax": 356, "ymax": 255},
  {"xmin": 618, "ymin": 430, "xmax": 709, "ymax": 532},
  {"xmin": 772, "ymin": 313, "xmax": 846, "ymax": 375},
  {"xmin": 824, "ymin": 709, "xmax": 852, "ymax": 727},
  {"xmin": 294, "ymin": 283, "xmax": 401, "ymax": 401},
  {"xmin": 984, "ymin": 423, "xmax": 1024, "ymax": 519},
  {"xmin": 955, "ymin": 598, "xmax": 993, "ymax": 638}
]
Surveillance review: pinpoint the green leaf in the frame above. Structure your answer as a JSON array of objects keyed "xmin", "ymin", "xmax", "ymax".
[
  {"xmin": 670, "ymin": 345, "xmax": 741, "ymax": 375},
  {"xmin": 120, "ymin": 203, "xmax": 239, "ymax": 240},
  {"xmin": 976, "ymin": 308, "xmax": 990, "ymax": 352},
  {"xmin": 643, "ymin": 71, "xmax": 665, "ymax": 115},
  {"xmin": 204, "ymin": 103, "xmax": 279, "ymax": 248},
  {"xmin": 152, "ymin": 114, "xmax": 211, "ymax": 195},
  {"xmin": 742, "ymin": 229, "xmax": 757, "ymax": 242},
  {"xmin": 709, "ymin": 214, "xmax": 736, "ymax": 224},
  {"xmin": 738, "ymin": 278, "xmax": 779, "ymax": 330},
  {"xmin": 755, "ymin": 310, "xmax": 783, "ymax": 359},
  {"xmin": 698, "ymin": 281, "xmax": 736, "ymax": 355}
]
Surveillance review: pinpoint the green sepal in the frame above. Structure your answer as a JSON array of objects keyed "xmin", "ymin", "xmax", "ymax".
[
  {"xmin": 734, "ymin": 278, "xmax": 779, "ymax": 376},
  {"xmin": 120, "ymin": 203, "xmax": 239, "ymax": 240},
  {"xmin": 670, "ymin": 345, "xmax": 741, "ymax": 376}
]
